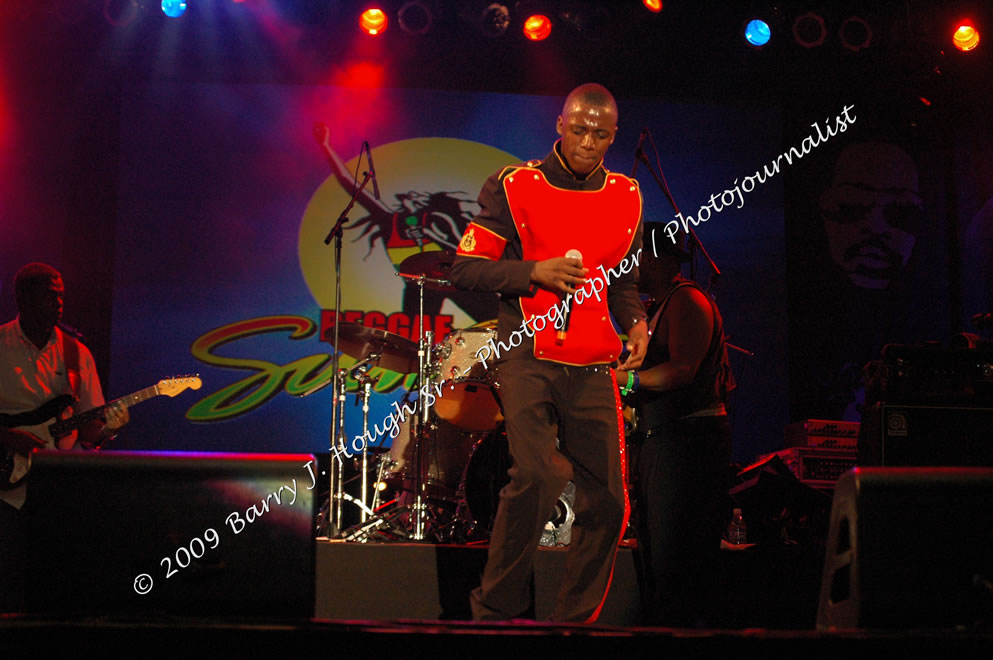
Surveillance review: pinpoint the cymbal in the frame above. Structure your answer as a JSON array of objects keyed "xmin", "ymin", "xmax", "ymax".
[
  {"xmin": 396, "ymin": 251, "xmax": 455, "ymax": 290},
  {"xmin": 324, "ymin": 322, "xmax": 418, "ymax": 373}
]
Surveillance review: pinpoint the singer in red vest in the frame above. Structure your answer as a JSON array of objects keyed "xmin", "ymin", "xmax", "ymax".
[{"xmin": 451, "ymin": 83, "xmax": 648, "ymax": 622}]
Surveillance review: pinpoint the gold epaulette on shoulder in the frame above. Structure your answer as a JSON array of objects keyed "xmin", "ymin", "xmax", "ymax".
[
  {"xmin": 499, "ymin": 164, "xmax": 526, "ymax": 181},
  {"xmin": 604, "ymin": 168, "xmax": 638, "ymax": 187}
]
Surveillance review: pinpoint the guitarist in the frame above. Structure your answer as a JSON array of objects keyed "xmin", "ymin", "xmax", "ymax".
[{"xmin": 0, "ymin": 262, "xmax": 129, "ymax": 610}]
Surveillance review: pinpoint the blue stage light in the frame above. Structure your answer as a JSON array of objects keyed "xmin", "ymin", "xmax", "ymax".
[
  {"xmin": 744, "ymin": 19, "xmax": 771, "ymax": 47},
  {"xmin": 161, "ymin": 0, "xmax": 187, "ymax": 18}
]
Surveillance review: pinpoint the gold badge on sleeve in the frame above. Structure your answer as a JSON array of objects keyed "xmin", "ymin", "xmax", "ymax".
[{"xmin": 459, "ymin": 228, "xmax": 477, "ymax": 253}]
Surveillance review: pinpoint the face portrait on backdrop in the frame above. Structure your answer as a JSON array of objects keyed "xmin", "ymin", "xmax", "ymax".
[{"xmin": 819, "ymin": 142, "xmax": 924, "ymax": 290}]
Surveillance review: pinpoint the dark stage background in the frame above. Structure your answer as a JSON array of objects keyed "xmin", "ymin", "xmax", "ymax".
[{"xmin": 1, "ymin": 0, "xmax": 991, "ymax": 463}]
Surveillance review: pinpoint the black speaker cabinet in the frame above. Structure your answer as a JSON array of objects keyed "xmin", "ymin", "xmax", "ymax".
[
  {"xmin": 25, "ymin": 451, "xmax": 316, "ymax": 618},
  {"xmin": 817, "ymin": 467, "xmax": 993, "ymax": 630},
  {"xmin": 858, "ymin": 403, "xmax": 993, "ymax": 466}
]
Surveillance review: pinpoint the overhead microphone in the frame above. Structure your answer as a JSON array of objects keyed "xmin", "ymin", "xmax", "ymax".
[
  {"xmin": 556, "ymin": 249, "xmax": 583, "ymax": 345},
  {"xmin": 364, "ymin": 140, "xmax": 381, "ymax": 200}
]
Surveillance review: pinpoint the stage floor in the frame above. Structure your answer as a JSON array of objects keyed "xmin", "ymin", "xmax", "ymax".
[
  {"xmin": 314, "ymin": 539, "xmax": 823, "ymax": 628},
  {"xmin": 3, "ymin": 540, "xmax": 990, "ymax": 656},
  {"xmin": 3, "ymin": 615, "xmax": 991, "ymax": 657}
]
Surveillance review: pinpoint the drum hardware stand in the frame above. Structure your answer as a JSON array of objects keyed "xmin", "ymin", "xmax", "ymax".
[
  {"xmin": 333, "ymin": 366, "xmax": 348, "ymax": 533},
  {"xmin": 370, "ymin": 383, "xmax": 418, "ymax": 514},
  {"xmin": 311, "ymin": 366, "xmax": 351, "ymax": 540},
  {"xmin": 411, "ymin": 328, "xmax": 434, "ymax": 540},
  {"xmin": 369, "ymin": 450, "xmax": 393, "ymax": 512},
  {"xmin": 351, "ymin": 354, "xmax": 381, "ymax": 522},
  {"xmin": 339, "ymin": 498, "xmax": 443, "ymax": 543},
  {"xmin": 340, "ymin": 515, "xmax": 389, "ymax": 543},
  {"xmin": 395, "ymin": 269, "xmax": 453, "ymax": 541},
  {"xmin": 323, "ymin": 452, "xmax": 415, "ymax": 543}
]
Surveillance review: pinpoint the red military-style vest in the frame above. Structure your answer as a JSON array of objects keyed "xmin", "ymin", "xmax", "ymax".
[{"xmin": 469, "ymin": 166, "xmax": 641, "ymax": 365}]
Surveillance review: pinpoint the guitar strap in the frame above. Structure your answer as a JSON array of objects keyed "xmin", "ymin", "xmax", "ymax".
[{"xmin": 60, "ymin": 328, "xmax": 81, "ymax": 400}]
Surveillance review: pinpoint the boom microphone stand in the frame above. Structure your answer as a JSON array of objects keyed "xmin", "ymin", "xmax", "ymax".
[
  {"xmin": 631, "ymin": 132, "xmax": 721, "ymax": 292},
  {"xmin": 317, "ymin": 129, "xmax": 375, "ymax": 536},
  {"xmin": 630, "ymin": 133, "xmax": 754, "ymax": 374}
]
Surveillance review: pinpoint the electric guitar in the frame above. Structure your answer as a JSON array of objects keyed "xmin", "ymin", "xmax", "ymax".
[{"xmin": 0, "ymin": 376, "xmax": 202, "ymax": 489}]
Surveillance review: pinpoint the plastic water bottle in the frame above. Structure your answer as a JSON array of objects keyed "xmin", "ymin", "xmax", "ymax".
[{"xmin": 728, "ymin": 508, "xmax": 747, "ymax": 545}]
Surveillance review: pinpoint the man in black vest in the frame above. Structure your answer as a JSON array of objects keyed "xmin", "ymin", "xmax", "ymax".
[{"xmin": 619, "ymin": 225, "xmax": 735, "ymax": 626}]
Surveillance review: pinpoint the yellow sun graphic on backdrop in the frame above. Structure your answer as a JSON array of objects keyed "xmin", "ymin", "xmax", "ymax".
[{"xmin": 298, "ymin": 137, "xmax": 519, "ymax": 326}]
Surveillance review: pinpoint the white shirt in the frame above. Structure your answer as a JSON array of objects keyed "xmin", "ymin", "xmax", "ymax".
[{"xmin": 0, "ymin": 318, "xmax": 105, "ymax": 509}]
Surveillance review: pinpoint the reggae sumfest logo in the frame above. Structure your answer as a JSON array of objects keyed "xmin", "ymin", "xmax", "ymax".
[{"xmin": 186, "ymin": 137, "xmax": 516, "ymax": 422}]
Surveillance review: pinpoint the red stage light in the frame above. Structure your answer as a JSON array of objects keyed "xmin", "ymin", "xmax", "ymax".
[
  {"xmin": 953, "ymin": 22, "xmax": 980, "ymax": 51},
  {"xmin": 523, "ymin": 14, "xmax": 552, "ymax": 41},
  {"xmin": 360, "ymin": 8, "xmax": 388, "ymax": 36},
  {"xmin": 642, "ymin": 0, "xmax": 662, "ymax": 12}
]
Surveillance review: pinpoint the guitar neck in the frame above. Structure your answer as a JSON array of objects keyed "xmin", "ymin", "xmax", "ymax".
[
  {"xmin": 111, "ymin": 385, "xmax": 161, "ymax": 409},
  {"xmin": 49, "ymin": 385, "xmax": 160, "ymax": 438}
]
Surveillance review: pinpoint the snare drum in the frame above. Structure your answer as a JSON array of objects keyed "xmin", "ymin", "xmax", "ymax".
[{"xmin": 433, "ymin": 327, "xmax": 503, "ymax": 431}]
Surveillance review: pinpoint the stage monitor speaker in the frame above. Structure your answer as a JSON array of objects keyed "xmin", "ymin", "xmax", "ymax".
[
  {"xmin": 25, "ymin": 450, "xmax": 316, "ymax": 618},
  {"xmin": 817, "ymin": 467, "xmax": 993, "ymax": 630},
  {"xmin": 858, "ymin": 403, "xmax": 993, "ymax": 466}
]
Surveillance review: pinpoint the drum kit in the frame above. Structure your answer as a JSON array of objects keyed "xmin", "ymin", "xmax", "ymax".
[{"xmin": 316, "ymin": 250, "xmax": 576, "ymax": 545}]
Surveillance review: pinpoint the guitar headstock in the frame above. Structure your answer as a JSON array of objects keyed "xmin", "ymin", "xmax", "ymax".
[{"xmin": 157, "ymin": 375, "xmax": 203, "ymax": 397}]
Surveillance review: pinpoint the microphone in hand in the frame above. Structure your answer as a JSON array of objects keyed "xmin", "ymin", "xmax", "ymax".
[{"xmin": 556, "ymin": 249, "xmax": 583, "ymax": 345}]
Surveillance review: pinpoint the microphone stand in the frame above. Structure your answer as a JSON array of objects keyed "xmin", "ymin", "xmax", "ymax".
[
  {"xmin": 632, "ymin": 142, "xmax": 755, "ymax": 366},
  {"xmin": 320, "ymin": 168, "xmax": 374, "ymax": 536},
  {"xmin": 632, "ymin": 148, "xmax": 721, "ymax": 292}
]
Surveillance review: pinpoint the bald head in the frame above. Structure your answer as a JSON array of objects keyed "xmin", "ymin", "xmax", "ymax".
[
  {"xmin": 561, "ymin": 83, "xmax": 618, "ymax": 120},
  {"xmin": 556, "ymin": 83, "xmax": 618, "ymax": 176}
]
